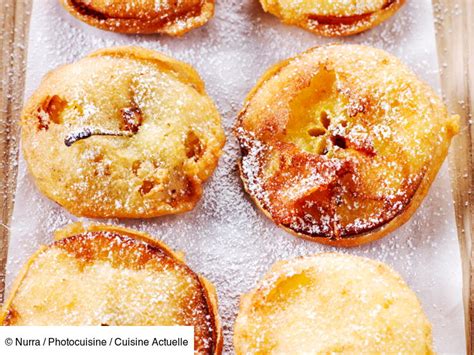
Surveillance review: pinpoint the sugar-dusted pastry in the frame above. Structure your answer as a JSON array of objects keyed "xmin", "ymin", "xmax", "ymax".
[
  {"xmin": 1, "ymin": 224, "xmax": 222, "ymax": 354},
  {"xmin": 234, "ymin": 253, "xmax": 433, "ymax": 354},
  {"xmin": 60, "ymin": 0, "xmax": 214, "ymax": 36},
  {"xmin": 235, "ymin": 44, "xmax": 458, "ymax": 247},
  {"xmin": 21, "ymin": 46, "xmax": 225, "ymax": 218},
  {"xmin": 259, "ymin": 0, "xmax": 405, "ymax": 36}
]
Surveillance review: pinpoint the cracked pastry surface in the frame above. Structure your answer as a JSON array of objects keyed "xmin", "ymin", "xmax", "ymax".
[
  {"xmin": 60, "ymin": 0, "xmax": 215, "ymax": 35},
  {"xmin": 1, "ymin": 224, "xmax": 222, "ymax": 355},
  {"xmin": 21, "ymin": 46, "xmax": 225, "ymax": 218},
  {"xmin": 235, "ymin": 44, "xmax": 458, "ymax": 247},
  {"xmin": 259, "ymin": 0, "xmax": 405, "ymax": 36},
  {"xmin": 234, "ymin": 253, "xmax": 433, "ymax": 354}
]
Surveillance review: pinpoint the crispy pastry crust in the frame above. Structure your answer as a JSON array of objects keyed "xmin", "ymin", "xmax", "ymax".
[
  {"xmin": 259, "ymin": 0, "xmax": 405, "ymax": 36},
  {"xmin": 235, "ymin": 44, "xmax": 459, "ymax": 247},
  {"xmin": 234, "ymin": 253, "xmax": 433, "ymax": 354},
  {"xmin": 60, "ymin": 0, "xmax": 215, "ymax": 36},
  {"xmin": 1, "ymin": 224, "xmax": 223, "ymax": 355},
  {"xmin": 21, "ymin": 47, "xmax": 225, "ymax": 218}
]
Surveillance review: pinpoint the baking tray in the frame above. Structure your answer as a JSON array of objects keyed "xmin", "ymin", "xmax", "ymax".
[{"xmin": 0, "ymin": 0, "xmax": 472, "ymax": 353}]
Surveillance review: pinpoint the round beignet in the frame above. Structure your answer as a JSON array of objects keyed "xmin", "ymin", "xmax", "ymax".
[
  {"xmin": 234, "ymin": 253, "xmax": 433, "ymax": 354},
  {"xmin": 1, "ymin": 225, "xmax": 222, "ymax": 354},
  {"xmin": 259, "ymin": 0, "xmax": 405, "ymax": 36},
  {"xmin": 235, "ymin": 45, "xmax": 458, "ymax": 246},
  {"xmin": 21, "ymin": 47, "xmax": 225, "ymax": 218},
  {"xmin": 60, "ymin": 0, "xmax": 215, "ymax": 36}
]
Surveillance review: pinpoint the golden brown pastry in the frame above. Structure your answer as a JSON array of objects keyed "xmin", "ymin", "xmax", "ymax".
[
  {"xmin": 234, "ymin": 253, "xmax": 433, "ymax": 354},
  {"xmin": 1, "ymin": 224, "xmax": 222, "ymax": 355},
  {"xmin": 21, "ymin": 46, "xmax": 225, "ymax": 219},
  {"xmin": 235, "ymin": 44, "xmax": 459, "ymax": 247},
  {"xmin": 60, "ymin": 0, "xmax": 215, "ymax": 36},
  {"xmin": 259, "ymin": 0, "xmax": 405, "ymax": 36}
]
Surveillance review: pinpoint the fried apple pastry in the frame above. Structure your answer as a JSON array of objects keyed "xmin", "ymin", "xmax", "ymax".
[
  {"xmin": 234, "ymin": 253, "xmax": 433, "ymax": 354},
  {"xmin": 1, "ymin": 224, "xmax": 222, "ymax": 354},
  {"xmin": 259, "ymin": 0, "xmax": 405, "ymax": 36},
  {"xmin": 60, "ymin": 0, "xmax": 214, "ymax": 36},
  {"xmin": 235, "ymin": 44, "xmax": 458, "ymax": 246},
  {"xmin": 21, "ymin": 46, "xmax": 225, "ymax": 218}
]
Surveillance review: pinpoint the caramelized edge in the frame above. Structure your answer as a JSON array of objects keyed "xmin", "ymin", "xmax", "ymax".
[
  {"xmin": 305, "ymin": 0, "xmax": 406, "ymax": 37},
  {"xmin": 0, "ymin": 224, "xmax": 222, "ymax": 354},
  {"xmin": 61, "ymin": 0, "xmax": 214, "ymax": 36}
]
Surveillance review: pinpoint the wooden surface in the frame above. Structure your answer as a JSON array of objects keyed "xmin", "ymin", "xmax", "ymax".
[
  {"xmin": 433, "ymin": 1, "xmax": 474, "ymax": 353},
  {"xmin": 0, "ymin": 0, "xmax": 31, "ymax": 304},
  {"xmin": 0, "ymin": 0, "xmax": 472, "ymax": 353}
]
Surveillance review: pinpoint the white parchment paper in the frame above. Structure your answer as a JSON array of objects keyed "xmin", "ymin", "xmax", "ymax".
[{"xmin": 6, "ymin": 0, "xmax": 466, "ymax": 353}]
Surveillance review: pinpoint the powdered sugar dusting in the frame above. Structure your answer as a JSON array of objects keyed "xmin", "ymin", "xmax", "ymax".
[{"xmin": 6, "ymin": 0, "xmax": 465, "ymax": 353}]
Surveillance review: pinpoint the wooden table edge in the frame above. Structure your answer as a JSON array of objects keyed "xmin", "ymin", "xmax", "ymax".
[
  {"xmin": 433, "ymin": 0, "xmax": 474, "ymax": 353},
  {"xmin": 0, "ymin": 0, "xmax": 32, "ymax": 304}
]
